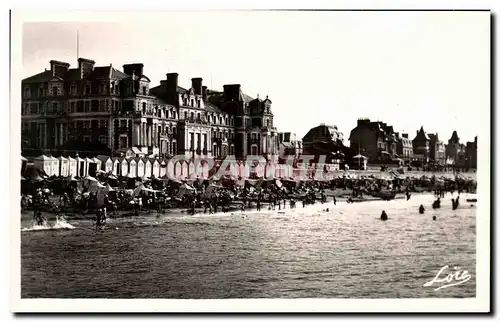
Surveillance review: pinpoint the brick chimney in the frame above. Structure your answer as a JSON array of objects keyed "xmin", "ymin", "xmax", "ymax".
[
  {"xmin": 49, "ymin": 60, "xmax": 70, "ymax": 77},
  {"xmin": 202, "ymin": 86, "xmax": 207, "ymax": 101},
  {"xmin": 166, "ymin": 73, "xmax": 179, "ymax": 106},
  {"xmin": 191, "ymin": 78, "xmax": 203, "ymax": 95},
  {"xmin": 223, "ymin": 84, "xmax": 241, "ymax": 102},
  {"xmin": 123, "ymin": 63, "xmax": 144, "ymax": 77}
]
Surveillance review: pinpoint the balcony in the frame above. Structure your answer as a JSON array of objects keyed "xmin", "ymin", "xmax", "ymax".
[{"xmin": 183, "ymin": 117, "xmax": 210, "ymax": 125}]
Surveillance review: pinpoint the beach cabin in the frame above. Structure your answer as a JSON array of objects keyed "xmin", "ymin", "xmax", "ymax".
[
  {"xmin": 137, "ymin": 158, "xmax": 145, "ymax": 178},
  {"xmin": 50, "ymin": 156, "xmax": 60, "ymax": 176},
  {"xmin": 152, "ymin": 159, "xmax": 160, "ymax": 178},
  {"xmin": 128, "ymin": 158, "xmax": 137, "ymax": 178},
  {"xmin": 91, "ymin": 157, "xmax": 102, "ymax": 174},
  {"xmin": 181, "ymin": 161, "xmax": 189, "ymax": 180},
  {"xmin": 112, "ymin": 158, "xmax": 120, "ymax": 176},
  {"xmin": 75, "ymin": 155, "xmax": 85, "ymax": 177},
  {"xmin": 144, "ymin": 159, "xmax": 153, "ymax": 178},
  {"xmin": 83, "ymin": 157, "xmax": 94, "ymax": 177},
  {"xmin": 96, "ymin": 155, "xmax": 113, "ymax": 173},
  {"xmin": 120, "ymin": 158, "xmax": 129, "ymax": 177},
  {"xmin": 33, "ymin": 155, "xmax": 52, "ymax": 177},
  {"xmin": 58, "ymin": 156, "xmax": 69, "ymax": 177},
  {"xmin": 124, "ymin": 148, "xmax": 136, "ymax": 159},
  {"xmin": 188, "ymin": 161, "xmax": 195, "ymax": 179},
  {"xmin": 67, "ymin": 157, "xmax": 77, "ymax": 177},
  {"xmin": 173, "ymin": 161, "xmax": 182, "ymax": 180},
  {"xmin": 159, "ymin": 159, "xmax": 167, "ymax": 178},
  {"xmin": 21, "ymin": 155, "xmax": 27, "ymax": 176}
]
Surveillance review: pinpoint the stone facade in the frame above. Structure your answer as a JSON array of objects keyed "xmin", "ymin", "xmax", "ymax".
[{"xmin": 22, "ymin": 59, "xmax": 278, "ymax": 161}]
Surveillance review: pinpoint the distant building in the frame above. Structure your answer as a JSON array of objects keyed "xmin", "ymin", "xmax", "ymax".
[
  {"xmin": 445, "ymin": 131, "xmax": 467, "ymax": 166},
  {"xmin": 278, "ymin": 132, "xmax": 302, "ymax": 159},
  {"xmin": 427, "ymin": 133, "xmax": 446, "ymax": 165},
  {"xmin": 302, "ymin": 123, "xmax": 346, "ymax": 162},
  {"xmin": 395, "ymin": 132, "xmax": 413, "ymax": 162},
  {"xmin": 349, "ymin": 118, "xmax": 397, "ymax": 163},
  {"xmin": 465, "ymin": 136, "xmax": 478, "ymax": 169},
  {"xmin": 412, "ymin": 126, "xmax": 430, "ymax": 163}
]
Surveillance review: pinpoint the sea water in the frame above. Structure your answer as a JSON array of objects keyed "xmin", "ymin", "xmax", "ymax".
[{"xmin": 21, "ymin": 193, "xmax": 476, "ymax": 298}]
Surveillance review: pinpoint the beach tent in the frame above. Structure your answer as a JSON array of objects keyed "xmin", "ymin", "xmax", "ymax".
[
  {"xmin": 67, "ymin": 156, "xmax": 77, "ymax": 177},
  {"xmin": 58, "ymin": 156, "xmax": 69, "ymax": 177},
  {"xmin": 181, "ymin": 161, "xmax": 189, "ymax": 180},
  {"xmin": 132, "ymin": 184, "xmax": 158, "ymax": 198},
  {"xmin": 33, "ymin": 155, "xmax": 52, "ymax": 177},
  {"xmin": 144, "ymin": 159, "xmax": 153, "ymax": 178},
  {"xmin": 128, "ymin": 158, "xmax": 138, "ymax": 178},
  {"xmin": 137, "ymin": 158, "xmax": 145, "ymax": 178},
  {"xmin": 176, "ymin": 183, "xmax": 195, "ymax": 198},
  {"xmin": 152, "ymin": 159, "xmax": 160, "ymax": 178},
  {"xmin": 174, "ymin": 161, "xmax": 182, "ymax": 179}
]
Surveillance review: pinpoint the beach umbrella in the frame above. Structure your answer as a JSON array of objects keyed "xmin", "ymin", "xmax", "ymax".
[{"xmin": 353, "ymin": 154, "xmax": 367, "ymax": 159}]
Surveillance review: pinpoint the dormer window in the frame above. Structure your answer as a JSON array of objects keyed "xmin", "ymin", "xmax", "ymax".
[
  {"xmin": 85, "ymin": 84, "xmax": 91, "ymax": 95},
  {"xmin": 142, "ymin": 86, "xmax": 147, "ymax": 95},
  {"xmin": 70, "ymin": 84, "xmax": 77, "ymax": 96}
]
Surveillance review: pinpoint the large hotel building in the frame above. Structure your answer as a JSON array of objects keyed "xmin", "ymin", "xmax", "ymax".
[{"xmin": 21, "ymin": 58, "xmax": 280, "ymax": 161}]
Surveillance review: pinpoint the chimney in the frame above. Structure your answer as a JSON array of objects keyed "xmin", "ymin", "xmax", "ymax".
[
  {"xmin": 191, "ymin": 78, "xmax": 203, "ymax": 95},
  {"xmin": 223, "ymin": 84, "xmax": 241, "ymax": 102},
  {"xmin": 202, "ymin": 86, "xmax": 207, "ymax": 101},
  {"xmin": 49, "ymin": 60, "xmax": 70, "ymax": 77},
  {"xmin": 123, "ymin": 63, "xmax": 144, "ymax": 77},
  {"xmin": 166, "ymin": 73, "xmax": 179, "ymax": 106},
  {"xmin": 78, "ymin": 58, "xmax": 95, "ymax": 78}
]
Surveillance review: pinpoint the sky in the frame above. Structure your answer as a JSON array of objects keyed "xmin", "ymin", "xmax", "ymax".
[{"xmin": 21, "ymin": 10, "xmax": 489, "ymax": 144}]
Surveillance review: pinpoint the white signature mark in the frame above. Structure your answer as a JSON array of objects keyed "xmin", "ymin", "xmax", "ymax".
[{"xmin": 423, "ymin": 265, "xmax": 472, "ymax": 291}]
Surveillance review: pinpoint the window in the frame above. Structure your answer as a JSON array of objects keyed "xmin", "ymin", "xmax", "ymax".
[
  {"xmin": 38, "ymin": 86, "xmax": 45, "ymax": 97},
  {"xmin": 84, "ymin": 121, "xmax": 91, "ymax": 129},
  {"xmin": 70, "ymin": 102, "xmax": 76, "ymax": 113},
  {"xmin": 77, "ymin": 101, "xmax": 84, "ymax": 113},
  {"xmin": 51, "ymin": 86, "xmax": 57, "ymax": 96},
  {"xmin": 85, "ymin": 84, "xmax": 91, "ymax": 95},
  {"xmin": 85, "ymin": 101, "xmax": 90, "ymax": 112},
  {"xmin": 191, "ymin": 99, "xmax": 194, "ymax": 107},
  {"xmin": 197, "ymin": 99, "xmax": 200, "ymax": 108},
  {"xmin": 23, "ymin": 87, "xmax": 31, "ymax": 99},
  {"xmin": 251, "ymin": 145, "xmax": 258, "ymax": 156},
  {"xmin": 105, "ymin": 100, "xmax": 109, "ymax": 111},
  {"xmin": 99, "ymin": 100, "xmax": 105, "ymax": 112},
  {"xmin": 91, "ymin": 100, "xmax": 99, "ymax": 112},
  {"xmin": 266, "ymin": 119, "xmax": 270, "ymax": 127},
  {"xmin": 142, "ymin": 102, "xmax": 146, "ymax": 113},
  {"xmin": 70, "ymin": 84, "xmax": 77, "ymax": 95},
  {"xmin": 190, "ymin": 112, "xmax": 194, "ymax": 120},
  {"xmin": 114, "ymin": 83, "xmax": 119, "ymax": 94},
  {"xmin": 98, "ymin": 135, "xmax": 107, "ymax": 145},
  {"xmin": 142, "ymin": 86, "xmax": 147, "ymax": 95},
  {"xmin": 99, "ymin": 120, "xmax": 107, "ymax": 128}
]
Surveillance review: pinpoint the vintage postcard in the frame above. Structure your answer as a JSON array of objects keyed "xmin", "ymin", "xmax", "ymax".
[{"xmin": 9, "ymin": 8, "xmax": 491, "ymax": 313}]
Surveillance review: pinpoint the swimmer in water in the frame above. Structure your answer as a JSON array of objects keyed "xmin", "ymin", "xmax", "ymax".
[
  {"xmin": 433, "ymin": 215, "xmax": 436, "ymax": 221},
  {"xmin": 380, "ymin": 210, "xmax": 388, "ymax": 221}
]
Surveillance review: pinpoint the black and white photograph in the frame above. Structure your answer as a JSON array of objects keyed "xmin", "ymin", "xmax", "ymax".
[{"xmin": 9, "ymin": 6, "xmax": 491, "ymax": 313}]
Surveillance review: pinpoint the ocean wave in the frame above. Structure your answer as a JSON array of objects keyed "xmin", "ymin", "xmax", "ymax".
[{"xmin": 22, "ymin": 217, "xmax": 76, "ymax": 232}]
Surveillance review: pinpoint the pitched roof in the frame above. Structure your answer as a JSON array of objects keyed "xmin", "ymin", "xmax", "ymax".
[
  {"xmin": 22, "ymin": 71, "xmax": 54, "ymax": 83},
  {"xmin": 23, "ymin": 65, "xmax": 130, "ymax": 83}
]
